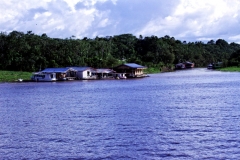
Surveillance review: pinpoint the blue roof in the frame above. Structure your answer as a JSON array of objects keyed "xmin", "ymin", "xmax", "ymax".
[
  {"xmin": 123, "ymin": 63, "xmax": 146, "ymax": 68},
  {"xmin": 41, "ymin": 68, "xmax": 70, "ymax": 73}
]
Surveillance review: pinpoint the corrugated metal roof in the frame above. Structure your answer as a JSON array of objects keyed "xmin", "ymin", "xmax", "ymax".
[
  {"xmin": 68, "ymin": 67, "xmax": 95, "ymax": 71},
  {"xmin": 41, "ymin": 68, "xmax": 70, "ymax": 73},
  {"xmin": 95, "ymin": 68, "xmax": 115, "ymax": 73},
  {"xmin": 123, "ymin": 63, "xmax": 146, "ymax": 68}
]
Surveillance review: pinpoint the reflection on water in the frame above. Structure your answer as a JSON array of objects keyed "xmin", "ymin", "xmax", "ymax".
[{"xmin": 0, "ymin": 68, "xmax": 240, "ymax": 159}]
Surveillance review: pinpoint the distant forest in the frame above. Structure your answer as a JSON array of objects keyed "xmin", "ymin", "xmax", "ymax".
[{"xmin": 1, "ymin": 30, "xmax": 240, "ymax": 72}]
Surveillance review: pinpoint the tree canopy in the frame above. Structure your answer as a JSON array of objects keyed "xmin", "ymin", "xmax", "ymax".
[{"xmin": 1, "ymin": 31, "xmax": 240, "ymax": 72}]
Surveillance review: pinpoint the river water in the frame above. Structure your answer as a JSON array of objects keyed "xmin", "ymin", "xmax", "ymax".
[{"xmin": 0, "ymin": 68, "xmax": 240, "ymax": 159}]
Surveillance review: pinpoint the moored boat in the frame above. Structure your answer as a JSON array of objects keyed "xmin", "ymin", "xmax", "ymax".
[
  {"xmin": 207, "ymin": 63, "xmax": 213, "ymax": 69},
  {"xmin": 207, "ymin": 62, "xmax": 223, "ymax": 69},
  {"xmin": 113, "ymin": 73, "xmax": 127, "ymax": 79},
  {"xmin": 175, "ymin": 61, "xmax": 194, "ymax": 69}
]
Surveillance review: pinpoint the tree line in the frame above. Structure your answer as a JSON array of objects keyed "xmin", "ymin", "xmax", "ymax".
[{"xmin": 1, "ymin": 30, "xmax": 240, "ymax": 72}]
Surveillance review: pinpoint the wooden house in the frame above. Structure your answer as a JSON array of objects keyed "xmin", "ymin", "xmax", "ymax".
[
  {"xmin": 113, "ymin": 63, "xmax": 147, "ymax": 78},
  {"xmin": 69, "ymin": 67, "xmax": 97, "ymax": 80}
]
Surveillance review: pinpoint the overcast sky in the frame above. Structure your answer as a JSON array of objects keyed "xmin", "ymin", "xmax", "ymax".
[{"xmin": 1, "ymin": 0, "xmax": 240, "ymax": 43}]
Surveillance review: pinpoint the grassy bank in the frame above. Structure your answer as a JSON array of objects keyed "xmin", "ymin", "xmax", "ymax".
[
  {"xmin": 0, "ymin": 70, "xmax": 32, "ymax": 82},
  {"xmin": 145, "ymin": 67, "xmax": 161, "ymax": 74},
  {"xmin": 218, "ymin": 67, "xmax": 240, "ymax": 72},
  {"xmin": 145, "ymin": 66, "xmax": 174, "ymax": 74}
]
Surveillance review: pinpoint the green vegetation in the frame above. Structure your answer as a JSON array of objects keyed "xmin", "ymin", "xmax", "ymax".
[
  {"xmin": 145, "ymin": 67, "xmax": 161, "ymax": 74},
  {"xmin": 0, "ymin": 70, "xmax": 32, "ymax": 82},
  {"xmin": 1, "ymin": 30, "xmax": 240, "ymax": 75},
  {"xmin": 218, "ymin": 67, "xmax": 240, "ymax": 72}
]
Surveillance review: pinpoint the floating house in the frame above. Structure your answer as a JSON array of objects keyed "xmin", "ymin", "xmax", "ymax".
[
  {"xmin": 41, "ymin": 68, "xmax": 76, "ymax": 81},
  {"xmin": 31, "ymin": 72, "xmax": 57, "ymax": 82},
  {"xmin": 31, "ymin": 67, "xmax": 75, "ymax": 82},
  {"xmin": 114, "ymin": 63, "xmax": 147, "ymax": 78},
  {"xmin": 175, "ymin": 61, "xmax": 194, "ymax": 69},
  {"xmin": 69, "ymin": 67, "xmax": 97, "ymax": 80},
  {"xmin": 31, "ymin": 63, "xmax": 149, "ymax": 82},
  {"xmin": 95, "ymin": 68, "xmax": 115, "ymax": 79}
]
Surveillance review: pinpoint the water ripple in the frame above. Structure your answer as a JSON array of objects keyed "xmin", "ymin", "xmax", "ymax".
[{"xmin": 1, "ymin": 69, "xmax": 240, "ymax": 159}]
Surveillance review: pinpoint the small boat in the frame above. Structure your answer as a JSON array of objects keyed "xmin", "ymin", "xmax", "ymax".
[
  {"xmin": 114, "ymin": 73, "xmax": 127, "ymax": 79},
  {"xmin": 207, "ymin": 64, "xmax": 213, "ymax": 69},
  {"xmin": 207, "ymin": 62, "xmax": 223, "ymax": 69},
  {"xmin": 175, "ymin": 63, "xmax": 186, "ymax": 69},
  {"xmin": 175, "ymin": 61, "xmax": 194, "ymax": 69},
  {"xmin": 17, "ymin": 78, "xmax": 23, "ymax": 82},
  {"xmin": 31, "ymin": 72, "xmax": 57, "ymax": 82},
  {"xmin": 184, "ymin": 61, "xmax": 195, "ymax": 68}
]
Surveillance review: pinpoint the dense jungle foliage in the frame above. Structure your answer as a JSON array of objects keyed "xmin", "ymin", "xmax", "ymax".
[{"xmin": 1, "ymin": 30, "xmax": 240, "ymax": 72}]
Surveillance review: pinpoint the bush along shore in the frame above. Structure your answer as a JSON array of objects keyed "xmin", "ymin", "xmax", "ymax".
[
  {"xmin": 0, "ymin": 70, "xmax": 32, "ymax": 82},
  {"xmin": 218, "ymin": 66, "xmax": 240, "ymax": 72}
]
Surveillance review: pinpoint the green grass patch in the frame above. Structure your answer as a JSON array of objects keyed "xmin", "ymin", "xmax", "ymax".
[
  {"xmin": 145, "ymin": 67, "xmax": 161, "ymax": 74},
  {"xmin": 0, "ymin": 70, "xmax": 32, "ymax": 82},
  {"xmin": 218, "ymin": 67, "xmax": 240, "ymax": 72}
]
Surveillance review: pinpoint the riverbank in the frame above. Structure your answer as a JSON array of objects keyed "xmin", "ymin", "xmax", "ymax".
[
  {"xmin": 0, "ymin": 67, "xmax": 161, "ymax": 82},
  {"xmin": 0, "ymin": 70, "xmax": 32, "ymax": 82},
  {"xmin": 1, "ymin": 67, "xmax": 239, "ymax": 82},
  {"xmin": 218, "ymin": 66, "xmax": 240, "ymax": 72}
]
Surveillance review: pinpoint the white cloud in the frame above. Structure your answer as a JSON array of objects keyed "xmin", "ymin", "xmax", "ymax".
[
  {"xmin": 110, "ymin": 0, "xmax": 117, "ymax": 5},
  {"xmin": 98, "ymin": 18, "xmax": 109, "ymax": 28},
  {"xmin": 229, "ymin": 35, "xmax": 240, "ymax": 43},
  {"xmin": 63, "ymin": 0, "xmax": 82, "ymax": 11},
  {"xmin": 0, "ymin": 0, "xmax": 114, "ymax": 38},
  {"xmin": 136, "ymin": 0, "xmax": 240, "ymax": 42},
  {"xmin": 1, "ymin": 0, "xmax": 240, "ymax": 42}
]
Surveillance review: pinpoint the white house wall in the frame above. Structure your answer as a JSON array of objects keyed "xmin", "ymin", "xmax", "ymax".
[
  {"xmin": 76, "ymin": 70, "xmax": 92, "ymax": 79},
  {"xmin": 83, "ymin": 70, "xmax": 92, "ymax": 78}
]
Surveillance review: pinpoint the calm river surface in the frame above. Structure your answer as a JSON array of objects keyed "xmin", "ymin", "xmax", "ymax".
[{"xmin": 1, "ymin": 68, "xmax": 240, "ymax": 159}]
